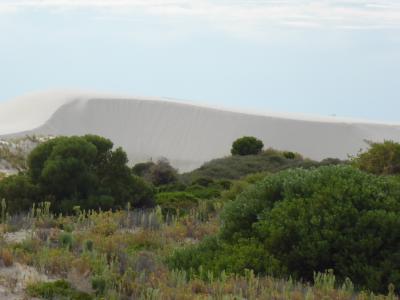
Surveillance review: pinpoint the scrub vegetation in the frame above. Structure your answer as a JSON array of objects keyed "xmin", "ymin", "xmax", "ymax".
[{"xmin": 0, "ymin": 135, "xmax": 399, "ymax": 299}]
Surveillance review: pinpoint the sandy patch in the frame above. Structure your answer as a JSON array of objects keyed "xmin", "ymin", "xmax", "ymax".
[
  {"xmin": 3, "ymin": 230, "xmax": 33, "ymax": 244},
  {"xmin": 0, "ymin": 263, "xmax": 50, "ymax": 300}
]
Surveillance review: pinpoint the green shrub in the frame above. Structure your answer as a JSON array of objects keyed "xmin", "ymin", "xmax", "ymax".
[
  {"xmin": 91, "ymin": 276, "xmax": 107, "ymax": 296},
  {"xmin": 191, "ymin": 177, "xmax": 215, "ymax": 187},
  {"xmin": 171, "ymin": 166, "xmax": 400, "ymax": 293},
  {"xmin": 84, "ymin": 240, "xmax": 94, "ymax": 252},
  {"xmin": 156, "ymin": 192, "xmax": 199, "ymax": 215},
  {"xmin": 59, "ymin": 232, "xmax": 73, "ymax": 250},
  {"xmin": 168, "ymin": 236, "xmax": 222, "ymax": 278},
  {"xmin": 220, "ymin": 172, "xmax": 267, "ymax": 202},
  {"xmin": 182, "ymin": 149, "xmax": 321, "ymax": 181},
  {"xmin": 215, "ymin": 179, "xmax": 232, "ymax": 190},
  {"xmin": 132, "ymin": 161, "xmax": 155, "ymax": 177},
  {"xmin": 220, "ymin": 166, "xmax": 400, "ymax": 293},
  {"xmin": 1, "ymin": 135, "xmax": 155, "ymax": 214},
  {"xmin": 156, "ymin": 182, "xmax": 187, "ymax": 193},
  {"xmin": 282, "ymin": 151, "xmax": 296, "ymax": 159},
  {"xmin": 27, "ymin": 280, "xmax": 93, "ymax": 300},
  {"xmin": 231, "ymin": 136, "xmax": 264, "ymax": 156},
  {"xmin": 134, "ymin": 159, "xmax": 178, "ymax": 186},
  {"xmin": 0, "ymin": 174, "xmax": 39, "ymax": 214},
  {"xmin": 184, "ymin": 184, "xmax": 221, "ymax": 199},
  {"xmin": 168, "ymin": 236, "xmax": 267, "ymax": 279},
  {"xmin": 320, "ymin": 157, "xmax": 345, "ymax": 166},
  {"xmin": 352, "ymin": 140, "xmax": 400, "ymax": 175}
]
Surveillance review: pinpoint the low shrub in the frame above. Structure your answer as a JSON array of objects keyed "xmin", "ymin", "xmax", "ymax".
[
  {"xmin": 0, "ymin": 174, "xmax": 39, "ymax": 214},
  {"xmin": 134, "ymin": 159, "xmax": 178, "ymax": 186},
  {"xmin": 59, "ymin": 232, "xmax": 74, "ymax": 250},
  {"xmin": 168, "ymin": 236, "xmax": 267, "ymax": 278},
  {"xmin": 352, "ymin": 140, "xmax": 400, "ymax": 175},
  {"xmin": 91, "ymin": 276, "xmax": 107, "ymax": 296},
  {"xmin": 184, "ymin": 184, "xmax": 221, "ymax": 199},
  {"xmin": 89, "ymin": 211, "xmax": 119, "ymax": 236},
  {"xmin": 156, "ymin": 192, "xmax": 199, "ymax": 215},
  {"xmin": 0, "ymin": 248, "xmax": 13, "ymax": 267},
  {"xmin": 27, "ymin": 280, "xmax": 93, "ymax": 300},
  {"xmin": 221, "ymin": 172, "xmax": 268, "ymax": 202},
  {"xmin": 182, "ymin": 149, "xmax": 318, "ymax": 181},
  {"xmin": 84, "ymin": 239, "xmax": 94, "ymax": 252},
  {"xmin": 282, "ymin": 151, "xmax": 296, "ymax": 159},
  {"xmin": 34, "ymin": 247, "xmax": 74, "ymax": 275}
]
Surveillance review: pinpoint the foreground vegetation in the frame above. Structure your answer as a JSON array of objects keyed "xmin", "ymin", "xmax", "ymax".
[
  {"xmin": 1, "ymin": 135, "xmax": 400, "ymax": 299},
  {"xmin": 171, "ymin": 166, "xmax": 400, "ymax": 294},
  {"xmin": 0, "ymin": 201, "xmax": 398, "ymax": 299}
]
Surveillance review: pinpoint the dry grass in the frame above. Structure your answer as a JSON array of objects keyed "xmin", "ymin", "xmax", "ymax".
[
  {"xmin": 0, "ymin": 205, "xmax": 398, "ymax": 300},
  {"xmin": 0, "ymin": 248, "xmax": 13, "ymax": 267}
]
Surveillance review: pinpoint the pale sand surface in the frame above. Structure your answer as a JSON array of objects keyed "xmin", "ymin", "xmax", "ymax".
[{"xmin": 1, "ymin": 91, "xmax": 400, "ymax": 171}]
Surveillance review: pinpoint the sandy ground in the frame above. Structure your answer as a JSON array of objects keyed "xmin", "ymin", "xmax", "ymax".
[
  {"xmin": 0, "ymin": 228, "xmax": 92, "ymax": 299},
  {"xmin": 3, "ymin": 230, "xmax": 33, "ymax": 244},
  {"xmin": 1, "ymin": 91, "xmax": 400, "ymax": 172},
  {"xmin": 0, "ymin": 263, "xmax": 47, "ymax": 300},
  {"xmin": 0, "ymin": 229, "xmax": 50, "ymax": 299}
]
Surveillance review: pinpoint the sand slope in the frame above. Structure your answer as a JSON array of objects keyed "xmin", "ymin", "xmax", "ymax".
[{"xmin": 1, "ymin": 91, "xmax": 400, "ymax": 171}]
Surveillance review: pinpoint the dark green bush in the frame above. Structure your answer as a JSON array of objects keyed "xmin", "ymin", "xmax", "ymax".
[
  {"xmin": 0, "ymin": 174, "xmax": 39, "ymax": 214},
  {"xmin": 282, "ymin": 151, "xmax": 296, "ymax": 159},
  {"xmin": 220, "ymin": 172, "xmax": 268, "ymax": 202},
  {"xmin": 222, "ymin": 166, "xmax": 400, "ymax": 292},
  {"xmin": 184, "ymin": 184, "xmax": 222, "ymax": 199},
  {"xmin": 141, "ymin": 159, "xmax": 178, "ymax": 186},
  {"xmin": 0, "ymin": 135, "xmax": 155, "ymax": 214},
  {"xmin": 156, "ymin": 191, "xmax": 199, "ymax": 215},
  {"xmin": 231, "ymin": 136, "xmax": 264, "ymax": 156},
  {"xmin": 215, "ymin": 179, "xmax": 232, "ymax": 190},
  {"xmin": 27, "ymin": 280, "xmax": 92, "ymax": 300},
  {"xmin": 168, "ymin": 236, "xmax": 267, "ymax": 279},
  {"xmin": 156, "ymin": 182, "xmax": 187, "ymax": 193},
  {"xmin": 320, "ymin": 157, "xmax": 345, "ymax": 166},
  {"xmin": 91, "ymin": 276, "xmax": 107, "ymax": 296},
  {"xmin": 167, "ymin": 236, "xmax": 223, "ymax": 278},
  {"xmin": 132, "ymin": 161, "xmax": 155, "ymax": 177},
  {"xmin": 59, "ymin": 232, "xmax": 73, "ymax": 250},
  {"xmin": 172, "ymin": 166, "xmax": 400, "ymax": 293},
  {"xmin": 84, "ymin": 240, "xmax": 94, "ymax": 252},
  {"xmin": 192, "ymin": 177, "xmax": 215, "ymax": 187}
]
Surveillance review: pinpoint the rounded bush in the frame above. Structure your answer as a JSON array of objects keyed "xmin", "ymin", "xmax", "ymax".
[
  {"xmin": 282, "ymin": 151, "xmax": 296, "ymax": 160},
  {"xmin": 221, "ymin": 166, "xmax": 400, "ymax": 292},
  {"xmin": 59, "ymin": 232, "xmax": 73, "ymax": 250},
  {"xmin": 156, "ymin": 191, "xmax": 199, "ymax": 215},
  {"xmin": 231, "ymin": 136, "xmax": 264, "ymax": 156},
  {"xmin": 0, "ymin": 135, "xmax": 155, "ymax": 214}
]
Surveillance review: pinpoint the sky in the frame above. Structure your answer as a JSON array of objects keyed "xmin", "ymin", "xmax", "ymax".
[{"xmin": 0, "ymin": 0, "xmax": 399, "ymax": 122}]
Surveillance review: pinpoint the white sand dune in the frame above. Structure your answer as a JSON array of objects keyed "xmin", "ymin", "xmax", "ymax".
[{"xmin": 1, "ymin": 90, "xmax": 400, "ymax": 171}]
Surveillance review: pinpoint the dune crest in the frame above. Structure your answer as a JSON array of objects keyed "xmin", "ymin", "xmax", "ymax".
[{"xmin": 1, "ymin": 91, "xmax": 400, "ymax": 171}]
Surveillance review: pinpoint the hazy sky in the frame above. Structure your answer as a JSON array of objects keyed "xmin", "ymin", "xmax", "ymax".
[{"xmin": 0, "ymin": 0, "xmax": 399, "ymax": 122}]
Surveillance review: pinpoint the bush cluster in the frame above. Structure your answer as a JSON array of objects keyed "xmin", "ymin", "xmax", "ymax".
[
  {"xmin": 0, "ymin": 135, "xmax": 154, "ymax": 214},
  {"xmin": 170, "ymin": 165, "xmax": 400, "ymax": 293},
  {"xmin": 133, "ymin": 158, "xmax": 178, "ymax": 186},
  {"xmin": 27, "ymin": 280, "xmax": 92, "ymax": 300}
]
